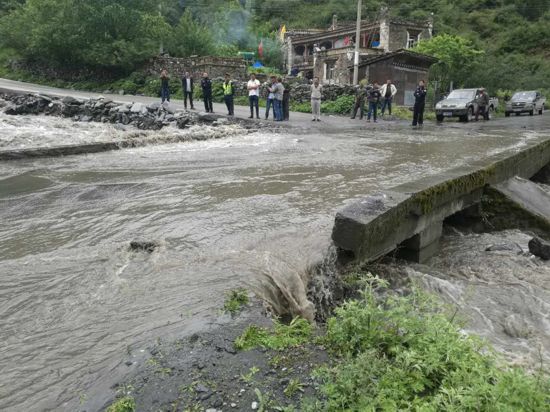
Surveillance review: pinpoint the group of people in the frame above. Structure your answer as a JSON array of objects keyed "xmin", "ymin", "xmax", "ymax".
[
  {"xmin": 160, "ymin": 69, "xmax": 428, "ymax": 127},
  {"xmin": 347, "ymin": 78, "xmax": 427, "ymax": 126},
  {"xmin": 241, "ymin": 74, "xmax": 290, "ymax": 121}
]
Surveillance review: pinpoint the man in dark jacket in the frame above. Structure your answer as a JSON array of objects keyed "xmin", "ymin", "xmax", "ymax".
[
  {"xmin": 222, "ymin": 73, "xmax": 234, "ymax": 116},
  {"xmin": 351, "ymin": 83, "xmax": 366, "ymax": 119},
  {"xmin": 160, "ymin": 69, "xmax": 170, "ymax": 103},
  {"xmin": 475, "ymin": 88, "xmax": 490, "ymax": 121},
  {"xmin": 366, "ymin": 82, "xmax": 381, "ymax": 123},
  {"xmin": 282, "ymin": 78, "xmax": 290, "ymax": 121},
  {"xmin": 201, "ymin": 72, "xmax": 213, "ymax": 113},
  {"xmin": 412, "ymin": 80, "xmax": 427, "ymax": 127},
  {"xmin": 181, "ymin": 71, "xmax": 194, "ymax": 110}
]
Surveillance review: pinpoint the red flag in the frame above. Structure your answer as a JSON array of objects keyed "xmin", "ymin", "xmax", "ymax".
[
  {"xmin": 258, "ymin": 39, "xmax": 264, "ymax": 58},
  {"xmin": 343, "ymin": 36, "xmax": 351, "ymax": 46}
]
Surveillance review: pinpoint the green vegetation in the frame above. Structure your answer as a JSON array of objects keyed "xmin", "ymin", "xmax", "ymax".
[
  {"xmin": 241, "ymin": 365, "xmax": 260, "ymax": 384},
  {"xmin": 236, "ymin": 273, "xmax": 550, "ymax": 410},
  {"xmin": 1, "ymin": 0, "xmax": 548, "ymax": 98},
  {"xmin": 316, "ymin": 274, "xmax": 550, "ymax": 411},
  {"xmin": 234, "ymin": 317, "xmax": 313, "ymax": 351},
  {"xmin": 106, "ymin": 396, "xmax": 135, "ymax": 412},
  {"xmin": 223, "ymin": 288, "xmax": 250, "ymax": 315},
  {"xmin": 283, "ymin": 378, "xmax": 305, "ymax": 398}
]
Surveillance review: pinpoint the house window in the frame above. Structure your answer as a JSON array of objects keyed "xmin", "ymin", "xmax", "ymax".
[{"xmin": 406, "ymin": 30, "xmax": 420, "ymax": 49}]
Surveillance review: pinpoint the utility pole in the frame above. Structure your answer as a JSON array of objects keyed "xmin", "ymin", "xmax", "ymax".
[
  {"xmin": 353, "ymin": 0, "xmax": 362, "ymax": 85},
  {"xmin": 159, "ymin": 2, "xmax": 164, "ymax": 55}
]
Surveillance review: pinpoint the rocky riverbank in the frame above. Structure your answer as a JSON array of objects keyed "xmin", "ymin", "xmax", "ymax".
[{"xmin": 0, "ymin": 92, "xmax": 279, "ymax": 131}]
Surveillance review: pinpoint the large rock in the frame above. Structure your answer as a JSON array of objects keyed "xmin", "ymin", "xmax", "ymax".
[
  {"xmin": 198, "ymin": 112, "xmax": 223, "ymax": 123},
  {"xmin": 161, "ymin": 101, "xmax": 176, "ymax": 114},
  {"xmin": 62, "ymin": 96, "xmax": 82, "ymax": 105},
  {"xmin": 147, "ymin": 102, "xmax": 161, "ymax": 112},
  {"xmin": 130, "ymin": 102, "xmax": 147, "ymax": 114},
  {"xmin": 528, "ymin": 237, "xmax": 550, "ymax": 260}
]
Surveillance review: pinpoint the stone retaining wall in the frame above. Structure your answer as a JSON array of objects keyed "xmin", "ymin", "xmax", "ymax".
[{"xmin": 146, "ymin": 56, "xmax": 248, "ymax": 80}]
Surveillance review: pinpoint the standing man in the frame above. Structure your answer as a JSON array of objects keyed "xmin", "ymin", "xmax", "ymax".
[
  {"xmin": 380, "ymin": 79, "xmax": 397, "ymax": 116},
  {"xmin": 275, "ymin": 77, "xmax": 285, "ymax": 121},
  {"xmin": 160, "ymin": 69, "xmax": 170, "ymax": 103},
  {"xmin": 412, "ymin": 80, "xmax": 427, "ymax": 127},
  {"xmin": 310, "ymin": 77, "xmax": 322, "ymax": 122},
  {"xmin": 282, "ymin": 77, "xmax": 290, "ymax": 121},
  {"xmin": 264, "ymin": 77, "xmax": 275, "ymax": 119},
  {"xmin": 222, "ymin": 73, "xmax": 234, "ymax": 116},
  {"xmin": 247, "ymin": 73, "xmax": 261, "ymax": 119},
  {"xmin": 201, "ymin": 72, "xmax": 213, "ymax": 113},
  {"xmin": 475, "ymin": 88, "xmax": 490, "ymax": 121},
  {"xmin": 351, "ymin": 83, "xmax": 366, "ymax": 119},
  {"xmin": 366, "ymin": 82, "xmax": 381, "ymax": 123},
  {"xmin": 181, "ymin": 71, "xmax": 194, "ymax": 110}
]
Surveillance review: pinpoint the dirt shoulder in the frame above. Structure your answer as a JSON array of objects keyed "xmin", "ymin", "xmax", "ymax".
[{"xmin": 104, "ymin": 301, "xmax": 328, "ymax": 412}]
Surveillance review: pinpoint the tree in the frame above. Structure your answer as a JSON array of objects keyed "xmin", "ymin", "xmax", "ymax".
[
  {"xmin": 0, "ymin": 0, "xmax": 170, "ymax": 71},
  {"xmin": 414, "ymin": 34, "xmax": 484, "ymax": 91},
  {"xmin": 167, "ymin": 9, "xmax": 216, "ymax": 57}
]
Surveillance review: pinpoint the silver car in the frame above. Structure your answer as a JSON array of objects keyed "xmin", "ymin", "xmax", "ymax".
[{"xmin": 505, "ymin": 91, "xmax": 545, "ymax": 117}]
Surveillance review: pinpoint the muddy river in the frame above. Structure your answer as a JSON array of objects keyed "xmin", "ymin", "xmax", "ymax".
[{"xmin": 1, "ymin": 111, "xmax": 549, "ymax": 411}]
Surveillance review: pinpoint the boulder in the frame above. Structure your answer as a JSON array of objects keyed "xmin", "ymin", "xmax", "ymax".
[
  {"xmin": 130, "ymin": 240, "xmax": 159, "ymax": 253},
  {"xmin": 130, "ymin": 102, "xmax": 147, "ymax": 114},
  {"xmin": 147, "ymin": 102, "xmax": 161, "ymax": 112},
  {"xmin": 117, "ymin": 104, "xmax": 131, "ymax": 113},
  {"xmin": 62, "ymin": 96, "xmax": 82, "ymax": 105},
  {"xmin": 198, "ymin": 112, "xmax": 222, "ymax": 123},
  {"xmin": 161, "ymin": 101, "xmax": 176, "ymax": 114},
  {"xmin": 176, "ymin": 117, "xmax": 191, "ymax": 129},
  {"xmin": 528, "ymin": 236, "xmax": 550, "ymax": 260}
]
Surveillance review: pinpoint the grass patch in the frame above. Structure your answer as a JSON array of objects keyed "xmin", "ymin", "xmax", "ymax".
[
  {"xmin": 106, "ymin": 396, "xmax": 135, "ymax": 412},
  {"xmin": 312, "ymin": 274, "xmax": 550, "ymax": 411},
  {"xmin": 223, "ymin": 288, "xmax": 249, "ymax": 315},
  {"xmin": 234, "ymin": 317, "xmax": 313, "ymax": 351}
]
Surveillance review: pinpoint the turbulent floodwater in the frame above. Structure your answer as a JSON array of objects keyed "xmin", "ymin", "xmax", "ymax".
[{"xmin": 1, "ymin": 113, "xmax": 550, "ymax": 411}]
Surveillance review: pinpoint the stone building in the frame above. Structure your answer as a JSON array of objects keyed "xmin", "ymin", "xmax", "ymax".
[
  {"xmin": 283, "ymin": 9, "xmax": 437, "ymax": 105},
  {"xmin": 147, "ymin": 56, "xmax": 248, "ymax": 80}
]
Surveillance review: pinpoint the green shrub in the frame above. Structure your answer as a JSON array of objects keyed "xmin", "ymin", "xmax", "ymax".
[
  {"xmin": 234, "ymin": 317, "xmax": 312, "ymax": 351},
  {"xmin": 316, "ymin": 274, "xmax": 550, "ymax": 411},
  {"xmin": 321, "ymin": 95, "xmax": 354, "ymax": 115},
  {"xmin": 106, "ymin": 396, "xmax": 135, "ymax": 412},
  {"xmin": 223, "ymin": 288, "xmax": 249, "ymax": 315}
]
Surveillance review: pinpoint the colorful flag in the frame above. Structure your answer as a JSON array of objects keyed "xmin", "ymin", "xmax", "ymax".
[
  {"xmin": 258, "ymin": 39, "xmax": 264, "ymax": 58},
  {"xmin": 343, "ymin": 36, "xmax": 351, "ymax": 46},
  {"xmin": 279, "ymin": 25, "xmax": 287, "ymax": 42}
]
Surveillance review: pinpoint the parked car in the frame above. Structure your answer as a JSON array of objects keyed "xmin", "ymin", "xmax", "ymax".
[
  {"xmin": 504, "ymin": 91, "xmax": 545, "ymax": 117},
  {"xmin": 435, "ymin": 88, "xmax": 498, "ymax": 122}
]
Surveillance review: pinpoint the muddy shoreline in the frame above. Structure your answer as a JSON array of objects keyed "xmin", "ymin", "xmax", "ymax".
[
  {"xmin": 95, "ymin": 300, "xmax": 329, "ymax": 412},
  {"xmin": 98, "ymin": 223, "xmax": 550, "ymax": 412}
]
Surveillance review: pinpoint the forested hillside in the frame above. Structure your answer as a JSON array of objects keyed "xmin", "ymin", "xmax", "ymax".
[{"xmin": 0, "ymin": 0, "xmax": 549, "ymax": 93}]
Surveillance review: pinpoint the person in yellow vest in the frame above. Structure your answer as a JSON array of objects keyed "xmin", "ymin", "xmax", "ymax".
[{"xmin": 223, "ymin": 73, "xmax": 234, "ymax": 116}]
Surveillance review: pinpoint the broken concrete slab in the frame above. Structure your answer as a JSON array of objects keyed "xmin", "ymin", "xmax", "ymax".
[
  {"xmin": 484, "ymin": 176, "xmax": 550, "ymax": 237},
  {"xmin": 528, "ymin": 237, "xmax": 550, "ymax": 260}
]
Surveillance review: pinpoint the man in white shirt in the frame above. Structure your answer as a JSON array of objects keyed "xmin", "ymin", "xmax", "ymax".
[
  {"xmin": 380, "ymin": 79, "xmax": 397, "ymax": 116},
  {"xmin": 310, "ymin": 77, "xmax": 322, "ymax": 121},
  {"xmin": 181, "ymin": 71, "xmax": 194, "ymax": 110},
  {"xmin": 247, "ymin": 73, "xmax": 261, "ymax": 119}
]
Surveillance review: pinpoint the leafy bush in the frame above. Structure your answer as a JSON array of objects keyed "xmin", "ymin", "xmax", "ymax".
[
  {"xmin": 234, "ymin": 317, "xmax": 312, "ymax": 351},
  {"xmin": 223, "ymin": 288, "xmax": 249, "ymax": 315},
  {"xmin": 321, "ymin": 95, "xmax": 354, "ymax": 115},
  {"xmin": 317, "ymin": 274, "xmax": 550, "ymax": 411},
  {"xmin": 106, "ymin": 396, "xmax": 135, "ymax": 412}
]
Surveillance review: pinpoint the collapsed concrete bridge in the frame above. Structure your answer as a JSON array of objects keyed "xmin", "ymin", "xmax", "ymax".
[{"xmin": 332, "ymin": 137, "xmax": 550, "ymax": 264}]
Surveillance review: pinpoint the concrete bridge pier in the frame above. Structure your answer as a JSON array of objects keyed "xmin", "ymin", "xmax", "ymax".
[
  {"xmin": 396, "ymin": 220, "xmax": 443, "ymax": 263},
  {"xmin": 331, "ymin": 138, "xmax": 550, "ymax": 266}
]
